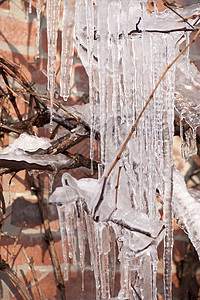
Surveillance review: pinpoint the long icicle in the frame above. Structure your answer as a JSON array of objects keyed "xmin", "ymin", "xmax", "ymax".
[
  {"xmin": 35, "ymin": 0, "xmax": 41, "ymax": 59},
  {"xmin": 60, "ymin": 0, "xmax": 76, "ymax": 100},
  {"xmin": 46, "ymin": 0, "xmax": 61, "ymax": 132}
]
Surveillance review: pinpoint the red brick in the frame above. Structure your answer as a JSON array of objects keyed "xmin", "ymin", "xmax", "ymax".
[
  {"xmin": 0, "ymin": 16, "xmax": 37, "ymax": 47},
  {"xmin": 0, "ymin": 50, "xmax": 47, "ymax": 86},
  {"xmin": 73, "ymin": 64, "xmax": 89, "ymax": 94},
  {"xmin": 0, "ymin": 0, "xmax": 10, "ymax": 10}
]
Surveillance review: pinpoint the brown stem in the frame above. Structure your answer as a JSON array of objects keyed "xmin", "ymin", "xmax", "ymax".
[{"xmin": 0, "ymin": 182, "xmax": 6, "ymax": 214}]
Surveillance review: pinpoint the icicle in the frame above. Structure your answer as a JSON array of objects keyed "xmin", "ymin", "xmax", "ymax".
[
  {"xmin": 65, "ymin": 204, "xmax": 77, "ymax": 264},
  {"xmin": 35, "ymin": 0, "xmax": 41, "ymax": 59},
  {"xmin": 85, "ymin": 0, "xmax": 96, "ymax": 172},
  {"xmin": 185, "ymin": 31, "xmax": 190, "ymax": 78},
  {"xmin": 60, "ymin": 0, "xmax": 75, "ymax": 100},
  {"xmin": 57, "ymin": 206, "xmax": 68, "ymax": 280},
  {"xmin": 85, "ymin": 215, "xmax": 101, "ymax": 300},
  {"xmin": 109, "ymin": 226, "xmax": 116, "ymax": 298},
  {"xmin": 108, "ymin": 1, "xmax": 120, "ymax": 147},
  {"xmin": 96, "ymin": 0, "xmax": 108, "ymax": 164},
  {"xmin": 90, "ymin": 91, "xmax": 97, "ymax": 175},
  {"xmin": 29, "ymin": 0, "xmax": 32, "ymax": 14},
  {"xmin": 162, "ymin": 35, "xmax": 175, "ymax": 300},
  {"xmin": 46, "ymin": 0, "xmax": 61, "ymax": 132},
  {"xmin": 151, "ymin": 246, "xmax": 158, "ymax": 299},
  {"xmin": 76, "ymin": 201, "xmax": 86, "ymax": 291},
  {"xmin": 118, "ymin": 234, "xmax": 132, "ymax": 299},
  {"xmin": 96, "ymin": 224, "xmax": 111, "ymax": 299}
]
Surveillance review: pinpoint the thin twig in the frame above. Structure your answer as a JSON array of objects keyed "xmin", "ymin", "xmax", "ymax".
[
  {"xmin": 106, "ymin": 166, "xmax": 122, "ymax": 221},
  {"xmin": 93, "ymin": 28, "xmax": 200, "ymax": 218},
  {"xmin": 163, "ymin": 2, "xmax": 195, "ymax": 30},
  {"xmin": 22, "ymin": 247, "xmax": 44, "ymax": 300},
  {"xmin": 0, "ymin": 211, "xmax": 13, "ymax": 223},
  {"xmin": 131, "ymin": 281, "xmax": 142, "ymax": 300},
  {"xmin": 7, "ymin": 224, "xmax": 24, "ymax": 263},
  {"xmin": 115, "ymin": 166, "xmax": 122, "ymax": 206}
]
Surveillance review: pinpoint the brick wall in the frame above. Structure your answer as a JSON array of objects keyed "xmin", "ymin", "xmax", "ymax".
[{"xmin": 0, "ymin": 1, "xmax": 200, "ymax": 299}]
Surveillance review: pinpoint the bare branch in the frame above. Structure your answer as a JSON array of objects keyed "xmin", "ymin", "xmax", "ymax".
[
  {"xmin": 0, "ymin": 259, "xmax": 32, "ymax": 300},
  {"xmin": 22, "ymin": 247, "xmax": 44, "ymax": 300}
]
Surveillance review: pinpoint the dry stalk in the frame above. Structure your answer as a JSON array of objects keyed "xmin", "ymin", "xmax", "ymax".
[
  {"xmin": 22, "ymin": 247, "xmax": 44, "ymax": 300},
  {"xmin": 7, "ymin": 224, "xmax": 24, "ymax": 263}
]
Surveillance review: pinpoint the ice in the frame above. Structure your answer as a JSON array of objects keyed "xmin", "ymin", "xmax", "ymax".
[
  {"xmin": 29, "ymin": 0, "xmax": 32, "ymax": 14},
  {"xmin": 175, "ymin": 55, "xmax": 200, "ymax": 159},
  {"xmin": 46, "ymin": 0, "xmax": 61, "ymax": 130},
  {"xmin": 0, "ymin": 134, "xmax": 73, "ymax": 170},
  {"xmin": 173, "ymin": 168, "xmax": 200, "ymax": 257},
  {"xmin": 75, "ymin": 201, "xmax": 85, "ymax": 291},
  {"xmin": 60, "ymin": 0, "xmax": 75, "ymax": 100},
  {"xmin": 1, "ymin": 133, "xmax": 51, "ymax": 154},
  {"xmin": 57, "ymin": 206, "xmax": 68, "ymax": 280},
  {"xmin": 46, "ymin": 1, "xmax": 200, "ymax": 299},
  {"xmin": 35, "ymin": 0, "xmax": 41, "ymax": 59}
]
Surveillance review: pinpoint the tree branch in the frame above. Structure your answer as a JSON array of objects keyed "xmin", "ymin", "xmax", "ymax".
[{"xmin": 0, "ymin": 258, "xmax": 32, "ymax": 300}]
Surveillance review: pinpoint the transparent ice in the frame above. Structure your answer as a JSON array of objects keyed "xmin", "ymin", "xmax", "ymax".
[{"xmin": 44, "ymin": 1, "xmax": 200, "ymax": 299}]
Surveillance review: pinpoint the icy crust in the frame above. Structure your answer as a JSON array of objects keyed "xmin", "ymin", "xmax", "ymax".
[
  {"xmin": 175, "ymin": 57, "xmax": 200, "ymax": 129},
  {"xmin": 49, "ymin": 170, "xmax": 164, "ymax": 299},
  {"xmin": 1, "ymin": 133, "xmax": 51, "ymax": 154},
  {"xmin": 74, "ymin": 3, "xmax": 200, "ymax": 88},
  {"xmin": 0, "ymin": 133, "xmax": 73, "ymax": 169},
  {"xmin": 173, "ymin": 168, "xmax": 200, "ymax": 257},
  {"xmin": 49, "ymin": 171, "xmax": 163, "ymax": 251}
]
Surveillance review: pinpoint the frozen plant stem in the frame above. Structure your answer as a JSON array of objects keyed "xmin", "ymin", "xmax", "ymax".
[{"xmin": 93, "ymin": 28, "xmax": 200, "ymax": 219}]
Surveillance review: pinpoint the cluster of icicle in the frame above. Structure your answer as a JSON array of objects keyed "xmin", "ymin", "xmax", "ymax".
[{"xmin": 42, "ymin": 1, "xmax": 200, "ymax": 299}]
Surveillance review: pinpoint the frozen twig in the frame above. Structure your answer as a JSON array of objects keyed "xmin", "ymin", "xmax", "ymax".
[
  {"xmin": 163, "ymin": 1, "xmax": 195, "ymax": 30},
  {"xmin": 131, "ymin": 281, "xmax": 142, "ymax": 300}
]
